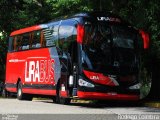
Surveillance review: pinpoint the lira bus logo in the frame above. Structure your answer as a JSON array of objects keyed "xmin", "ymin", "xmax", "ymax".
[
  {"xmin": 90, "ymin": 76, "xmax": 99, "ymax": 80},
  {"xmin": 97, "ymin": 17, "xmax": 121, "ymax": 22},
  {"xmin": 25, "ymin": 57, "xmax": 54, "ymax": 83}
]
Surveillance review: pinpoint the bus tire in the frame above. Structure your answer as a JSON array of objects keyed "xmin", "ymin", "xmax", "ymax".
[
  {"xmin": 17, "ymin": 81, "xmax": 26, "ymax": 100},
  {"xmin": 56, "ymin": 82, "xmax": 71, "ymax": 105},
  {"xmin": 52, "ymin": 96, "xmax": 56, "ymax": 103},
  {"xmin": 2, "ymin": 87, "xmax": 7, "ymax": 98}
]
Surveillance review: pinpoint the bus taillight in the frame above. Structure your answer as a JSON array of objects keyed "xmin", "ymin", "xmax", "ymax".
[{"xmin": 77, "ymin": 24, "xmax": 84, "ymax": 44}]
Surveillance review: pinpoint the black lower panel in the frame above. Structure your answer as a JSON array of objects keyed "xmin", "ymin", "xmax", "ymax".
[
  {"xmin": 6, "ymin": 83, "xmax": 56, "ymax": 90},
  {"xmin": 78, "ymin": 85, "xmax": 139, "ymax": 95}
]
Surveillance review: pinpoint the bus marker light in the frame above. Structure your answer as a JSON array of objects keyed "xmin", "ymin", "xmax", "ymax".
[{"xmin": 69, "ymin": 75, "xmax": 74, "ymax": 86}]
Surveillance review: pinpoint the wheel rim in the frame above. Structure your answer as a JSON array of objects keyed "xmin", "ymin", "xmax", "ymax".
[
  {"xmin": 2, "ymin": 89, "xmax": 6, "ymax": 97},
  {"xmin": 18, "ymin": 85, "xmax": 22, "ymax": 97}
]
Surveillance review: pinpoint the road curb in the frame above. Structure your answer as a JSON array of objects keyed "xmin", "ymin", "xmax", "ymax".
[
  {"xmin": 71, "ymin": 99, "xmax": 93, "ymax": 104},
  {"xmin": 144, "ymin": 102, "xmax": 160, "ymax": 108}
]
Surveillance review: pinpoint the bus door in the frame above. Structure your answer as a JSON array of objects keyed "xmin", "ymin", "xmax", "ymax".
[{"xmin": 58, "ymin": 20, "xmax": 77, "ymax": 97}]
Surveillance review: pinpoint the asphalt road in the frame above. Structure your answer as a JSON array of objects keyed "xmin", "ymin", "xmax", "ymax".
[{"xmin": 0, "ymin": 98, "xmax": 160, "ymax": 120}]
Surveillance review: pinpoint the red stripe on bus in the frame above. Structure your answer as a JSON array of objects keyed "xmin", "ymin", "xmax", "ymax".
[
  {"xmin": 23, "ymin": 88, "xmax": 56, "ymax": 96},
  {"xmin": 77, "ymin": 91, "xmax": 139, "ymax": 100},
  {"xmin": 60, "ymin": 91, "xmax": 68, "ymax": 98},
  {"xmin": 10, "ymin": 25, "xmax": 42, "ymax": 36},
  {"xmin": 6, "ymin": 88, "xmax": 17, "ymax": 93},
  {"xmin": 83, "ymin": 70, "xmax": 116, "ymax": 86}
]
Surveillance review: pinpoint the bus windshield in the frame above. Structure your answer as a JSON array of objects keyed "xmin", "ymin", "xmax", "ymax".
[{"xmin": 82, "ymin": 22, "xmax": 140, "ymax": 74}]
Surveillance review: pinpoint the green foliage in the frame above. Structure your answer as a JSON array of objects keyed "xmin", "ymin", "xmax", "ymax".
[{"xmin": 51, "ymin": 0, "xmax": 90, "ymax": 17}]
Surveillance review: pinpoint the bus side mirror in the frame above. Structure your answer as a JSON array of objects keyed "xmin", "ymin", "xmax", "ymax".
[{"xmin": 139, "ymin": 30, "xmax": 150, "ymax": 49}]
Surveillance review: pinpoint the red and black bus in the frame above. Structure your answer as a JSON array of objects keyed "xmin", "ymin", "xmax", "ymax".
[{"xmin": 4, "ymin": 11, "xmax": 149, "ymax": 104}]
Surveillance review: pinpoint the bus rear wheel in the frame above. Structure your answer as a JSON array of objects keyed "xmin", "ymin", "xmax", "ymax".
[
  {"xmin": 17, "ymin": 81, "xmax": 32, "ymax": 101},
  {"xmin": 56, "ymin": 82, "xmax": 71, "ymax": 105},
  {"xmin": 2, "ymin": 87, "xmax": 8, "ymax": 98},
  {"xmin": 17, "ymin": 81, "xmax": 25, "ymax": 100}
]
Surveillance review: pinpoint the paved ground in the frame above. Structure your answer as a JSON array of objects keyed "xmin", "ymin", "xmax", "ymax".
[{"xmin": 0, "ymin": 98, "xmax": 160, "ymax": 120}]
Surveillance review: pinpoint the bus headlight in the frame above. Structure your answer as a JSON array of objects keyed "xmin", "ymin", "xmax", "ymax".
[
  {"xmin": 129, "ymin": 83, "xmax": 141, "ymax": 90},
  {"xmin": 78, "ymin": 79, "xmax": 95, "ymax": 88}
]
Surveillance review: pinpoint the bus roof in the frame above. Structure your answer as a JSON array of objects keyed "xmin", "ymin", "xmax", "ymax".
[
  {"xmin": 74, "ymin": 11, "xmax": 118, "ymax": 18},
  {"xmin": 73, "ymin": 11, "xmax": 129, "ymax": 25},
  {"xmin": 10, "ymin": 11, "xmax": 128, "ymax": 37},
  {"xmin": 10, "ymin": 24, "xmax": 47, "ymax": 36}
]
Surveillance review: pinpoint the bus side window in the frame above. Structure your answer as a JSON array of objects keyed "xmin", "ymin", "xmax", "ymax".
[
  {"xmin": 21, "ymin": 33, "xmax": 30, "ymax": 50},
  {"xmin": 40, "ymin": 30, "xmax": 46, "ymax": 47},
  {"xmin": 31, "ymin": 30, "xmax": 41, "ymax": 49},
  {"xmin": 15, "ymin": 35, "xmax": 22, "ymax": 51},
  {"xmin": 13, "ymin": 36, "xmax": 17, "ymax": 51},
  {"xmin": 8, "ymin": 37, "xmax": 14, "ymax": 52},
  {"xmin": 8, "ymin": 36, "xmax": 17, "ymax": 52},
  {"xmin": 43, "ymin": 25, "xmax": 59, "ymax": 47},
  {"xmin": 58, "ymin": 25, "xmax": 77, "ymax": 52}
]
